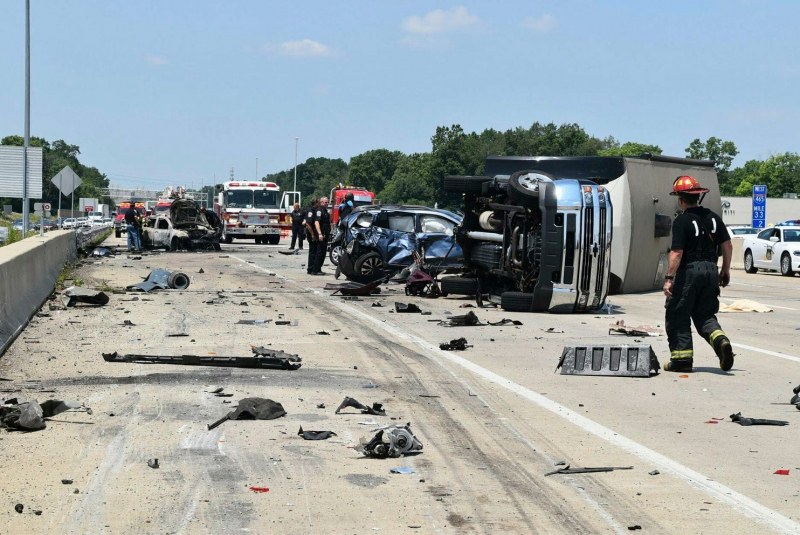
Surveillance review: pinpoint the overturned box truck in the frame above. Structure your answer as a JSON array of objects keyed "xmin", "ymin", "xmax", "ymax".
[{"xmin": 442, "ymin": 155, "xmax": 721, "ymax": 312}]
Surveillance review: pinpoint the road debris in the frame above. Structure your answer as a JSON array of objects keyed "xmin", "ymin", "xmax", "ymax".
[
  {"xmin": 487, "ymin": 318, "xmax": 523, "ymax": 326},
  {"xmin": 719, "ymin": 299, "xmax": 773, "ymax": 313},
  {"xmin": 207, "ymin": 397, "xmax": 287, "ymax": 430},
  {"xmin": 324, "ymin": 280, "xmax": 382, "ymax": 296},
  {"xmin": 0, "ymin": 399, "xmax": 87, "ymax": 431},
  {"xmin": 544, "ymin": 465, "xmax": 633, "ymax": 476},
  {"xmin": 557, "ymin": 344, "xmax": 660, "ymax": 377},
  {"xmin": 147, "ymin": 458, "xmax": 159, "ymax": 469},
  {"xmin": 297, "ymin": 426, "xmax": 337, "ymax": 440},
  {"xmin": 791, "ymin": 384, "xmax": 800, "ymax": 410},
  {"xmin": 440, "ymin": 311, "xmax": 481, "ymax": 327},
  {"xmin": 102, "ymin": 346, "xmax": 302, "ymax": 370},
  {"xmin": 249, "ymin": 486, "xmax": 269, "ymax": 493},
  {"xmin": 390, "ymin": 466, "xmax": 416, "ymax": 474},
  {"xmin": 774, "ymin": 469, "xmax": 790, "ymax": 475},
  {"xmin": 236, "ymin": 319, "xmax": 272, "ymax": 325},
  {"xmin": 126, "ymin": 268, "xmax": 190, "ymax": 292},
  {"xmin": 61, "ymin": 286, "xmax": 110, "ymax": 307},
  {"xmin": 608, "ymin": 320, "xmax": 662, "ymax": 337},
  {"xmin": 335, "ymin": 397, "xmax": 386, "ymax": 416},
  {"xmin": 356, "ymin": 423, "xmax": 423, "ymax": 458},
  {"xmin": 730, "ymin": 412, "xmax": 789, "ymax": 426},
  {"xmin": 439, "ymin": 338, "xmax": 471, "ymax": 351},
  {"xmin": 395, "ymin": 302, "xmax": 422, "ymax": 313}
]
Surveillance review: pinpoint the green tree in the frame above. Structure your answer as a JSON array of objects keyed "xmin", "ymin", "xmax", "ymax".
[
  {"xmin": 726, "ymin": 159, "xmax": 762, "ymax": 196},
  {"xmin": 759, "ymin": 153, "xmax": 800, "ymax": 197},
  {"xmin": 380, "ymin": 153, "xmax": 436, "ymax": 206},
  {"xmin": 266, "ymin": 157, "xmax": 348, "ymax": 203},
  {"xmin": 598, "ymin": 141, "xmax": 663, "ymax": 157},
  {"xmin": 685, "ymin": 136, "xmax": 739, "ymax": 192},
  {"xmin": 347, "ymin": 149, "xmax": 405, "ymax": 195}
]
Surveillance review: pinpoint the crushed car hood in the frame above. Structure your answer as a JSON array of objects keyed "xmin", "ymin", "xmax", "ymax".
[{"xmin": 170, "ymin": 199, "xmax": 211, "ymax": 228}]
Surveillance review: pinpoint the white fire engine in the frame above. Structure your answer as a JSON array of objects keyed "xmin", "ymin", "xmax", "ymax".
[{"xmin": 215, "ymin": 181, "xmax": 299, "ymax": 244}]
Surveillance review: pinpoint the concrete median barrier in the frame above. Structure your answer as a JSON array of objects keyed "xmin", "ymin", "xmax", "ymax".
[{"xmin": 0, "ymin": 230, "xmax": 76, "ymax": 355}]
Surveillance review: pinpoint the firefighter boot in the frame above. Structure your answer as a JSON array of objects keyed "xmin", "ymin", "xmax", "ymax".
[
  {"xmin": 663, "ymin": 359, "xmax": 693, "ymax": 373},
  {"xmin": 712, "ymin": 333, "xmax": 734, "ymax": 372}
]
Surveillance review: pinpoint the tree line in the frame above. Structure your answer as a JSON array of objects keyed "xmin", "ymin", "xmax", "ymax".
[{"xmin": 4, "ymin": 123, "xmax": 799, "ymax": 214}]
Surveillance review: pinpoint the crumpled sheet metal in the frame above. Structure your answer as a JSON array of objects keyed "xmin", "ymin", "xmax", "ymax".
[
  {"xmin": 126, "ymin": 268, "xmax": 190, "ymax": 292},
  {"xmin": 207, "ymin": 397, "xmax": 287, "ymax": 430},
  {"xmin": 297, "ymin": 426, "xmax": 337, "ymax": 440},
  {"xmin": 61, "ymin": 286, "xmax": 110, "ymax": 307},
  {"xmin": 0, "ymin": 399, "xmax": 83, "ymax": 431},
  {"xmin": 335, "ymin": 397, "xmax": 385, "ymax": 416},
  {"xmin": 357, "ymin": 423, "xmax": 423, "ymax": 458}
]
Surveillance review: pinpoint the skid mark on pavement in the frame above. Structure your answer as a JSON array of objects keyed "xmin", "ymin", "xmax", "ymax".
[{"xmin": 332, "ymin": 299, "xmax": 800, "ymax": 535}]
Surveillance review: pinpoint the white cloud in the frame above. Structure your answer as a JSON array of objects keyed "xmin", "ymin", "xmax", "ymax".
[
  {"xmin": 145, "ymin": 55, "xmax": 168, "ymax": 66},
  {"xmin": 275, "ymin": 39, "xmax": 334, "ymax": 58},
  {"xmin": 401, "ymin": 6, "xmax": 478, "ymax": 35},
  {"xmin": 521, "ymin": 14, "xmax": 557, "ymax": 33}
]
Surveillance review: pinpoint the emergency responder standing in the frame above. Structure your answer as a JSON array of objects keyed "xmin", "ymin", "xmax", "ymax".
[
  {"xmin": 311, "ymin": 196, "xmax": 331, "ymax": 275},
  {"xmin": 304, "ymin": 198, "xmax": 319, "ymax": 275},
  {"xmin": 663, "ymin": 175, "xmax": 734, "ymax": 372},
  {"xmin": 124, "ymin": 205, "xmax": 142, "ymax": 252},
  {"xmin": 289, "ymin": 202, "xmax": 305, "ymax": 250}
]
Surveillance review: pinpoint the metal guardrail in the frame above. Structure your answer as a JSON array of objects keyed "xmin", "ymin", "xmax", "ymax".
[{"xmin": 76, "ymin": 226, "xmax": 111, "ymax": 250}]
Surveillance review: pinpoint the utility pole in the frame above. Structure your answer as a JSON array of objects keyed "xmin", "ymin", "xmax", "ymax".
[
  {"xmin": 293, "ymin": 137, "xmax": 299, "ymax": 193},
  {"xmin": 256, "ymin": 157, "xmax": 259, "ymax": 182},
  {"xmin": 22, "ymin": 0, "xmax": 31, "ymax": 235}
]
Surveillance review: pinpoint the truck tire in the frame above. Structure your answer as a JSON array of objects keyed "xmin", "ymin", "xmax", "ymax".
[
  {"xmin": 354, "ymin": 251, "xmax": 385, "ymax": 276},
  {"xmin": 115, "ymin": 229, "xmax": 121, "ymax": 238},
  {"xmin": 168, "ymin": 271, "xmax": 191, "ymax": 290},
  {"xmin": 268, "ymin": 235, "xmax": 280, "ymax": 245},
  {"xmin": 440, "ymin": 276, "xmax": 478, "ymax": 296},
  {"xmin": 500, "ymin": 291, "xmax": 536, "ymax": 312},
  {"xmin": 170, "ymin": 237, "xmax": 179, "ymax": 252},
  {"xmin": 443, "ymin": 175, "xmax": 490, "ymax": 194},
  {"xmin": 743, "ymin": 250, "xmax": 758, "ymax": 273},
  {"xmin": 507, "ymin": 170, "xmax": 553, "ymax": 207},
  {"xmin": 223, "ymin": 234, "xmax": 233, "ymax": 244}
]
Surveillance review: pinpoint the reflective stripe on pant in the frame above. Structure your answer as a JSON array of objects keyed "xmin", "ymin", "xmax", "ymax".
[{"xmin": 665, "ymin": 260, "xmax": 724, "ymax": 356}]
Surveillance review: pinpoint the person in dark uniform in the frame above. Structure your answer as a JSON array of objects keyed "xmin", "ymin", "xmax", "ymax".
[
  {"xmin": 304, "ymin": 198, "xmax": 319, "ymax": 275},
  {"xmin": 663, "ymin": 175, "xmax": 733, "ymax": 372},
  {"xmin": 289, "ymin": 202, "xmax": 305, "ymax": 250},
  {"xmin": 124, "ymin": 205, "xmax": 142, "ymax": 252},
  {"xmin": 311, "ymin": 196, "xmax": 331, "ymax": 275}
]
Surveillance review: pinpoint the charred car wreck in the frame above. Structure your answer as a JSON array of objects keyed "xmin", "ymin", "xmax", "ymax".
[
  {"xmin": 443, "ymin": 159, "xmax": 612, "ymax": 312},
  {"xmin": 142, "ymin": 199, "xmax": 221, "ymax": 251}
]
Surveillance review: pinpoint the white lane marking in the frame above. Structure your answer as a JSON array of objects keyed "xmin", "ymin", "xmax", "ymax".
[
  {"xmin": 732, "ymin": 343, "xmax": 800, "ymax": 364},
  {"xmin": 330, "ymin": 299, "xmax": 800, "ymax": 535},
  {"xmin": 719, "ymin": 298, "xmax": 796, "ymax": 311}
]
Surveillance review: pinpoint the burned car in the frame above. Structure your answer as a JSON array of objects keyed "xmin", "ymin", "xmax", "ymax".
[
  {"xmin": 442, "ymin": 163, "xmax": 612, "ymax": 312},
  {"xmin": 337, "ymin": 205, "xmax": 464, "ymax": 279},
  {"xmin": 142, "ymin": 199, "xmax": 221, "ymax": 251}
]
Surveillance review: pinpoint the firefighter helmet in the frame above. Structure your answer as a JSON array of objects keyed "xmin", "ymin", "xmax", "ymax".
[{"xmin": 670, "ymin": 175, "xmax": 709, "ymax": 195}]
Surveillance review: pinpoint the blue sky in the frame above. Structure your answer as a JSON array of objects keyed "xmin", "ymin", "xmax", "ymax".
[{"xmin": 1, "ymin": 1, "xmax": 798, "ymax": 190}]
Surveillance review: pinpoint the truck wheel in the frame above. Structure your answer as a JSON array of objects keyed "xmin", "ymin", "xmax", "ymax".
[
  {"xmin": 268, "ymin": 235, "xmax": 280, "ymax": 245},
  {"xmin": 168, "ymin": 272, "xmax": 191, "ymax": 290},
  {"xmin": 354, "ymin": 251, "xmax": 385, "ymax": 276},
  {"xmin": 440, "ymin": 276, "xmax": 478, "ymax": 296},
  {"xmin": 223, "ymin": 235, "xmax": 233, "ymax": 244},
  {"xmin": 213, "ymin": 242, "xmax": 222, "ymax": 251},
  {"xmin": 115, "ymin": 229, "xmax": 121, "ymax": 238},
  {"xmin": 743, "ymin": 250, "xmax": 758, "ymax": 273},
  {"xmin": 507, "ymin": 170, "xmax": 553, "ymax": 207},
  {"xmin": 254, "ymin": 237, "xmax": 262, "ymax": 244},
  {"xmin": 329, "ymin": 245, "xmax": 342, "ymax": 266},
  {"xmin": 781, "ymin": 253, "xmax": 794, "ymax": 276},
  {"xmin": 500, "ymin": 291, "xmax": 536, "ymax": 312},
  {"xmin": 170, "ymin": 237, "xmax": 179, "ymax": 251},
  {"xmin": 443, "ymin": 175, "xmax": 490, "ymax": 194}
]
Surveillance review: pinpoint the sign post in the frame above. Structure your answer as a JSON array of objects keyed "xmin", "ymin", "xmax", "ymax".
[
  {"xmin": 51, "ymin": 166, "xmax": 81, "ymax": 226},
  {"xmin": 752, "ymin": 185, "xmax": 767, "ymax": 229}
]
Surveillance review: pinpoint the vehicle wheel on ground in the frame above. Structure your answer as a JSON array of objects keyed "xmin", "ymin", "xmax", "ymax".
[
  {"xmin": 223, "ymin": 235, "xmax": 233, "ymax": 244},
  {"xmin": 500, "ymin": 291, "xmax": 536, "ymax": 312},
  {"xmin": 268, "ymin": 235, "xmax": 280, "ymax": 245},
  {"xmin": 781, "ymin": 253, "xmax": 794, "ymax": 276},
  {"xmin": 443, "ymin": 175, "xmax": 491, "ymax": 194},
  {"xmin": 170, "ymin": 237, "xmax": 180, "ymax": 252},
  {"xmin": 115, "ymin": 229, "xmax": 121, "ymax": 238},
  {"xmin": 354, "ymin": 251, "xmax": 385, "ymax": 276},
  {"xmin": 254, "ymin": 237, "xmax": 262, "ymax": 244},
  {"xmin": 329, "ymin": 245, "xmax": 342, "ymax": 266},
  {"xmin": 743, "ymin": 250, "xmax": 758, "ymax": 273},
  {"xmin": 507, "ymin": 169, "xmax": 553, "ymax": 207},
  {"xmin": 167, "ymin": 271, "xmax": 190, "ymax": 290},
  {"xmin": 213, "ymin": 242, "xmax": 222, "ymax": 251},
  {"xmin": 440, "ymin": 276, "xmax": 478, "ymax": 296}
]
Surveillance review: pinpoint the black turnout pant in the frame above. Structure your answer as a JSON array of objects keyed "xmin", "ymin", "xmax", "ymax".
[{"xmin": 290, "ymin": 225, "xmax": 304, "ymax": 249}]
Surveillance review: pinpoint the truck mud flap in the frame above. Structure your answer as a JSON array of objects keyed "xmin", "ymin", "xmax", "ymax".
[{"xmin": 557, "ymin": 344, "xmax": 659, "ymax": 377}]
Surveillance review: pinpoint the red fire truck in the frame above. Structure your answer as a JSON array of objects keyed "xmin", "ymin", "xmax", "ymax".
[
  {"xmin": 330, "ymin": 186, "xmax": 376, "ymax": 225},
  {"xmin": 215, "ymin": 181, "xmax": 300, "ymax": 244}
]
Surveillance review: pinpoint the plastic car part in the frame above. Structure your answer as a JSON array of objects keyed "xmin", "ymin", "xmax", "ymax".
[
  {"xmin": 335, "ymin": 397, "xmax": 385, "ymax": 416},
  {"xmin": 729, "ymin": 412, "xmax": 789, "ymax": 426},
  {"xmin": 102, "ymin": 347, "xmax": 302, "ymax": 370},
  {"xmin": 557, "ymin": 344, "xmax": 660, "ymax": 377}
]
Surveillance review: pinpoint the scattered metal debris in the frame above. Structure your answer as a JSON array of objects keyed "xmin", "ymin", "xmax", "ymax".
[
  {"xmin": 297, "ymin": 426, "xmax": 337, "ymax": 440},
  {"xmin": 395, "ymin": 302, "xmax": 422, "ymax": 313},
  {"xmin": 61, "ymin": 286, "xmax": 109, "ymax": 307},
  {"xmin": 147, "ymin": 458, "xmax": 159, "ymax": 469},
  {"xmin": 439, "ymin": 338, "xmax": 471, "ymax": 351},
  {"xmin": 487, "ymin": 318, "xmax": 523, "ymax": 326},
  {"xmin": 440, "ymin": 311, "xmax": 480, "ymax": 327},
  {"xmin": 357, "ymin": 423, "xmax": 423, "ymax": 458},
  {"xmin": 791, "ymin": 384, "xmax": 800, "ymax": 410},
  {"xmin": 207, "ymin": 397, "xmax": 287, "ymax": 430},
  {"xmin": 89, "ymin": 246, "xmax": 115, "ymax": 258},
  {"xmin": 126, "ymin": 268, "xmax": 190, "ymax": 292},
  {"xmin": 0, "ymin": 399, "xmax": 87, "ymax": 431},
  {"xmin": 390, "ymin": 466, "xmax": 416, "ymax": 474},
  {"xmin": 335, "ymin": 397, "xmax": 385, "ymax": 416},
  {"xmin": 557, "ymin": 345, "xmax": 660, "ymax": 377},
  {"xmin": 324, "ymin": 280, "xmax": 382, "ymax": 296},
  {"xmin": 102, "ymin": 346, "xmax": 302, "ymax": 370},
  {"xmin": 545, "ymin": 465, "xmax": 633, "ymax": 476},
  {"xmin": 236, "ymin": 319, "xmax": 271, "ymax": 325},
  {"xmin": 609, "ymin": 320, "xmax": 662, "ymax": 337},
  {"xmin": 730, "ymin": 412, "xmax": 789, "ymax": 426}
]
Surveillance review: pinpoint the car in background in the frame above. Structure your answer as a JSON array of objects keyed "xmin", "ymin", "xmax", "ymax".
[
  {"xmin": 338, "ymin": 205, "xmax": 463, "ymax": 278},
  {"xmin": 12, "ymin": 219, "xmax": 24, "ymax": 231},
  {"xmin": 76, "ymin": 217, "xmax": 91, "ymax": 228},
  {"xmin": 141, "ymin": 198, "xmax": 220, "ymax": 251},
  {"xmin": 775, "ymin": 219, "xmax": 800, "ymax": 227},
  {"xmin": 742, "ymin": 225, "xmax": 800, "ymax": 276},
  {"xmin": 62, "ymin": 218, "xmax": 77, "ymax": 229}
]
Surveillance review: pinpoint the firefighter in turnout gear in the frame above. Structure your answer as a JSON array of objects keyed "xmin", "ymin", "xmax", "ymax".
[{"xmin": 663, "ymin": 175, "xmax": 734, "ymax": 372}]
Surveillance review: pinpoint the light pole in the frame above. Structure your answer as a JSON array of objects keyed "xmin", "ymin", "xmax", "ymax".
[
  {"xmin": 293, "ymin": 137, "xmax": 299, "ymax": 193},
  {"xmin": 22, "ymin": 0, "xmax": 31, "ymax": 235},
  {"xmin": 255, "ymin": 157, "xmax": 259, "ymax": 182}
]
